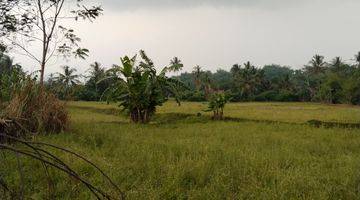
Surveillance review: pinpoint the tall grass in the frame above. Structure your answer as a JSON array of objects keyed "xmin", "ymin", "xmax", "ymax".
[
  {"xmin": 3, "ymin": 79, "xmax": 68, "ymax": 134},
  {"xmin": 2, "ymin": 101, "xmax": 360, "ymax": 199}
]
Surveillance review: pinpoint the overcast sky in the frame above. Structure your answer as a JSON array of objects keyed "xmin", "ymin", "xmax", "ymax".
[{"xmin": 12, "ymin": 0, "xmax": 360, "ymax": 76}]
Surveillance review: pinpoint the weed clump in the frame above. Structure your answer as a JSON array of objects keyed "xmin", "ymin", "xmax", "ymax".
[{"xmin": 1, "ymin": 79, "xmax": 68, "ymax": 137}]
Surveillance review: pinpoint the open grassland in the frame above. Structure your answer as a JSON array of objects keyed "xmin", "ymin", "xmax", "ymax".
[
  {"xmin": 69, "ymin": 101, "xmax": 360, "ymax": 124},
  {"xmin": 2, "ymin": 101, "xmax": 360, "ymax": 199}
]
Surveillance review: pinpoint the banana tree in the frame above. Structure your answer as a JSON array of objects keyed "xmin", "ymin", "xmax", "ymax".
[
  {"xmin": 102, "ymin": 50, "xmax": 186, "ymax": 123},
  {"xmin": 206, "ymin": 92, "xmax": 228, "ymax": 120}
]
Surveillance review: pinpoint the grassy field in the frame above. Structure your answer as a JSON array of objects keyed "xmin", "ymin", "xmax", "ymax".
[{"xmin": 2, "ymin": 101, "xmax": 360, "ymax": 199}]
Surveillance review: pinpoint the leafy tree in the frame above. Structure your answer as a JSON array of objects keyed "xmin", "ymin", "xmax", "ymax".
[
  {"xmin": 103, "ymin": 50, "xmax": 186, "ymax": 123},
  {"xmin": 262, "ymin": 65, "xmax": 294, "ymax": 83},
  {"xmin": 231, "ymin": 61, "xmax": 264, "ymax": 101},
  {"xmin": 318, "ymin": 74, "xmax": 343, "ymax": 104},
  {"xmin": 343, "ymin": 69, "xmax": 360, "ymax": 105},
  {"xmin": 211, "ymin": 69, "xmax": 232, "ymax": 91},
  {"xmin": 0, "ymin": 0, "xmax": 102, "ymax": 85}
]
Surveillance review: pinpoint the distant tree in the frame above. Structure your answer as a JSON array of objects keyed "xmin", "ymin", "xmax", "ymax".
[
  {"xmin": 176, "ymin": 72, "xmax": 196, "ymax": 90},
  {"xmin": 355, "ymin": 52, "xmax": 360, "ymax": 68},
  {"xmin": 53, "ymin": 66, "xmax": 80, "ymax": 100},
  {"xmin": 262, "ymin": 64, "xmax": 294, "ymax": 82},
  {"xmin": 328, "ymin": 56, "xmax": 352, "ymax": 77},
  {"xmin": 230, "ymin": 64, "xmax": 241, "ymax": 75},
  {"xmin": 234, "ymin": 61, "xmax": 263, "ymax": 100},
  {"xmin": 343, "ymin": 73, "xmax": 360, "ymax": 105},
  {"xmin": 305, "ymin": 55, "xmax": 327, "ymax": 75},
  {"xmin": 169, "ymin": 57, "xmax": 184, "ymax": 74},
  {"xmin": 192, "ymin": 65, "xmax": 203, "ymax": 91},
  {"xmin": 212, "ymin": 69, "xmax": 232, "ymax": 91},
  {"xmin": 202, "ymin": 71, "xmax": 213, "ymax": 99},
  {"xmin": 0, "ymin": 0, "xmax": 102, "ymax": 85},
  {"xmin": 86, "ymin": 62, "xmax": 106, "ymax": 99},
  {"xmin": 318, "ymin": 74, "xmax": 343, "ymax": 104}
]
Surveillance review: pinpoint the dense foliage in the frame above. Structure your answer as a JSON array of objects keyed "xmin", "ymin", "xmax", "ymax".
[
  {"xmin": 175, "ymin": 53, "xmax": 360, "ymax": 105},
  {"xmin": 0, "ymin": 48, "xmax": 25, "ymax": 103},
  {"xmin": 43, "ymin": 51, "xmax": 360, "ymax": 106}
]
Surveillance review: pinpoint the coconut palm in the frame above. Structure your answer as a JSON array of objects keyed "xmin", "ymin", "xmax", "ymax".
[
  {"xmin": 53, "ymin": 66, "xmax": 80, "ymax": 100},
  {"xmin": 86, "ymin": 62, "xmax": 107, "ymax": 99},
  {"xmin": 88, "ymin": 62, "xmax": 105, "ymax": 80},
  {"xmin": 329, "ymin": 57, "xmax": 346, "ymax": 74},
  {"xmin": 305, "ymin": 55, "xmax": 327, "ymax": 74},
  {"xmin": 169, "ymin": 57, "xmax": 183, "ymax": 73},
  {"xmin": 192, "ymin": 65, "xmax": 203, "ymax": 91},
  {"xmin": 202, "ymin": 72, "xmax": 213, "ymax": 99}
]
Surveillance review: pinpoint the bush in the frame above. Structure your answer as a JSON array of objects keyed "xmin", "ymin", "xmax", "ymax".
[
  {"xmin": 181, "ymin": 90, "xmax": 206, "ymax": 102},
  {"xmin": 275, "ymin": 91, "xmax": 299, "ymax": 102},
  {"xmin": 3, "ymin": 79, "xmax": 68, "ymax": 134},
  {"xmin": 254, "ymin": 91, "xmax": 278, "ymax": 101},
  {"xmin": 255, "ymin": 90, "xmax": 298, "ymax": 102},
  {"xmin": 317, "ymin": 75, "xmax": 343, "ymax": 104}
]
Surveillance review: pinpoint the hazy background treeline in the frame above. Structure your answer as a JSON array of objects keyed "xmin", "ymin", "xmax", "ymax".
[{"xmin": 2, "ymin": 48, "xmax": 360, "ymax": 105}]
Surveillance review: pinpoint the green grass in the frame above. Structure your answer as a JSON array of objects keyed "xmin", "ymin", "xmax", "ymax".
[{"xmin": 2, "ymin": 101, "xmax": 360, "ymax": 199}]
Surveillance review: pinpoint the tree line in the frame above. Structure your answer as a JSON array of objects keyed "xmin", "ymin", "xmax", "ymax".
[
  {"xmin": 178, "ymin": 53, "xmax": 360, "ymax": 105},
  {"xmin": 2, "ymin": 50, "xmax": 360, "ymax": 106}
]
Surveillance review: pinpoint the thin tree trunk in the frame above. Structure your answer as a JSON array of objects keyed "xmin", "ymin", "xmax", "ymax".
[{"xmin": 40, "ymin": 62, "xmax": 46, "ymax": 86}]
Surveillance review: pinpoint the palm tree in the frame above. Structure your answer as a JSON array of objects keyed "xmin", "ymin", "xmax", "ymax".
[
  {"xmin": 169, "ymin": 57, "xmax": 184, "ymax": 73},
  {"xmin": 305, "ymin": 55, "xmax": 327, "ymax": 74},
  {"xmin": 202, "ymin": 72, "xmax": 213, "ymax": 99},
  {"xmin": 332, "ymin": 57, "xmax": 342, "ymax": 66},
  {"xmin": 192, "ymin": 65, "xmax": 203, "ymax": 91},
  {"xmin": 89, "ymin": 62, "xmax": 105, "ymax": 80},
  {"xmin": 53, "ymin": 66, "xmax": 80, "ymax": 100},
  {"xmin": 240, "ymin": 61, "xmax": 259, "ymax": 98},
  {"xmin": 87, "ymin": 62, "xmax": 106, "ymax": 99},
  {"xmin": 330, "ymin": 57, "xmax": 345, "ymax": 73}
]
